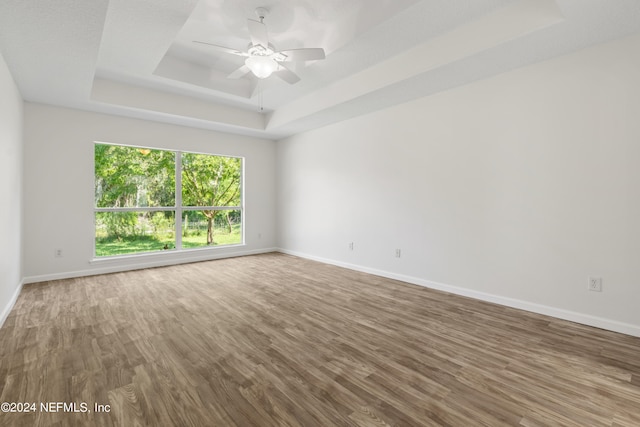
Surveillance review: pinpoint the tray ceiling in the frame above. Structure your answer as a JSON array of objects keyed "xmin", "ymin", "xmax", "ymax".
[{"xmin": 1, "ymin": 0, "xmax": 639, "ymax": 139}]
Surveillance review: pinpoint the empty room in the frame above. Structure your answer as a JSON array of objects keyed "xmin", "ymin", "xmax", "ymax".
[{"xmin": 1, "ymin": 0, "xmax": 640, "ymax": 426}]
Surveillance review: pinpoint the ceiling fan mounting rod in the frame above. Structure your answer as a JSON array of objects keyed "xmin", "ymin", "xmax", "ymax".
[{"xmin": 255, "ymin": 7, "xmax": 268, "ymax": 23}]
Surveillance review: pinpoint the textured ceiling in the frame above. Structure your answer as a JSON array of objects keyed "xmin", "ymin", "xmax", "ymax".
[{"xmin": 1, "ymin": 0, "xmax": 639, "ymax": 139}]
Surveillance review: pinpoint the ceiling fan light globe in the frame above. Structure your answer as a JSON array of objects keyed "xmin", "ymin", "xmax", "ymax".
[{"xmin": 245, "ymin": 56, "xmax": 278, "ymax": 79}]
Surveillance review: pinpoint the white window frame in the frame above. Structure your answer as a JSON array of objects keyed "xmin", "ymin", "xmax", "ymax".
[{"xmin": 93, "ymin": 142, "xmax": 244, "ymax": 258}]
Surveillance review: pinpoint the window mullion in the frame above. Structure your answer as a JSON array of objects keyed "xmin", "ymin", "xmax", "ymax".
[
  {"xmin": 95, "ymin": 206, "xmax": 175, "ymax": 213},
  {"xmin": 175, "ymin": 151, "xmax": 183, "ymax": 250}
]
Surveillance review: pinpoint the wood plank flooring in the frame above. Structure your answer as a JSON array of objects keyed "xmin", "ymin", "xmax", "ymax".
[{"xmin": 1, "ymin": 253, "xmax": 639, "ymax": 426}]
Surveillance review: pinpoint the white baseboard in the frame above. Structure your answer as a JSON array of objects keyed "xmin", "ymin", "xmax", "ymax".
[
  {"xmin": 0, "ymin": 279, "xmax": 24, "ymax": 329},
  {"xmin": 277, "ymin": 248, "xmax": 640, "ymax": 338},
  {"xmin": 23, "ymin": 247, "xmax": 278, "ymax": 284}
]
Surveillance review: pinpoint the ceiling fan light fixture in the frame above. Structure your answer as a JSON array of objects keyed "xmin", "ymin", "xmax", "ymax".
[
  {"xmin": 245, "ymin": 55, "xmax": 278, "ymax": 79},
  {"xmin": 195, "ymin": 9, "xmax": 325, "ymax": 84}
]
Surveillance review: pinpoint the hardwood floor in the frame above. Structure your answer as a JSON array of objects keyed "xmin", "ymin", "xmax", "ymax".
[{"xmin": 1, "ymin": 253, "xmax": 639, "ymax": 426}]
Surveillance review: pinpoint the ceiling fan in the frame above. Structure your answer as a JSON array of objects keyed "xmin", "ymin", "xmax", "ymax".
[{"xmin": 193, "ymin": 7, "xmax": 325, "ymax": 84}]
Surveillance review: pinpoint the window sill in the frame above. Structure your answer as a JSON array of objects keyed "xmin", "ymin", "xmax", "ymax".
[{"xmin": 90, "ymin": 243, "xmax": 245, "ymax": 264}]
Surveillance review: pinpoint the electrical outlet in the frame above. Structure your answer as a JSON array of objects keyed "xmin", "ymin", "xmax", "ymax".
[
  {"xmin": 588, "ymin": 277, "xmax": 602, "ymax": 292},
  {"xmin": 348, "ymin": 242, "xmax": 354, "ymax": 251},
  {"xmin": 54, "ymin": 248, "xmax": 63, "ymax": 258},
  {"xmin": 395, "ymin": 248, "xmax": 401, "ymax": 258}
]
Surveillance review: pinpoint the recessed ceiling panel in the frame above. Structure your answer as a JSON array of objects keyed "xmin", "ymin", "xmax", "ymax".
[{"xmin": 153, "ymin": 0, "xmax": 420, "ymax": 96}]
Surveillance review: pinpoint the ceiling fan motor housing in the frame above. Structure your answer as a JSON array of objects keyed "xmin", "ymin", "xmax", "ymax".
[{"xmin": 248, "ymin": 43, "xmax": 274, "ymax": 56}]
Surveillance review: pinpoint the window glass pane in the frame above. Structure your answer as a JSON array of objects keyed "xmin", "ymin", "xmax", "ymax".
[
  {"xmin": 95, "ymin": 144, "xmax": 175, "ymax": 208},
  {"xmin": 181, "ymin": 153, "xmax": 241, "ymax": 207},
  {"xmin": 182, "ymin": 210, "xmax": 242, "ymax": 248},
  {"xmin": 95, "ymin": 211, "xmax": 176, "ymax": 256}
]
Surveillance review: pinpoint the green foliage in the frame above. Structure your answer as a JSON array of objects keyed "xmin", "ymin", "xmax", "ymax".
[
  {"xmin": 97, "ymin": 212, "xmax": 138, "ymax": 239},
  {"xmin": 96, "ymin": 223, "xmax": 241, "ymax": 256},
  {"xmin": 95, "ymin": 235, "xmax": 174, "ymax": 257},
  {"xmin": 95, "ymin": 144, "xmax": 175, "ymax": 208},
  {"xmin": 182, "ymin": 153, "xmax": 241, "ymax": 207},
  {"xmin": 182, "ymin": 222, "xmax": 242, "ymax": 248},
  {"xmin": 150, "ymin": 211, "xmax": 173, "ymax": 236}
]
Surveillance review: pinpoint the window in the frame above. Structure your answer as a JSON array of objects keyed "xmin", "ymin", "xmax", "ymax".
[{"xmin": 94, "ymin": 143, "xmax": 242, "ymax": 257}]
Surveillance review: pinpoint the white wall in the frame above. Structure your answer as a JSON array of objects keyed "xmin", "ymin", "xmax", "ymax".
[
  {"xmin": 0, "ymin": 51, "xmax": 23, "ymax": 325},
  {"xmin": 23, "ymin": 104, "xmax": 277, "ymax": 281},
  {"xmin": 277, "ymin": 33, "xmax": 640, "ymax": 336}
]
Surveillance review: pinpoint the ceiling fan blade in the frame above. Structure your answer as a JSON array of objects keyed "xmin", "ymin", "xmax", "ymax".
[
  {"xmin": 228, "ymin": 65, "xmax": 251, "ymax": 79},
  {"xmin": 247, "ymin": 19, "xmax": 269, "ymax": 48},
  {"xmin": 274, "ymin": 65, "xmax": 301, "ymax": 84},
  {"xmin": 193, "ymin": 41, "xmax": 247, "ymax": 57},
  {"xmin": 275, "ymin": 48, "xmax": 326, "ymax": 62}
]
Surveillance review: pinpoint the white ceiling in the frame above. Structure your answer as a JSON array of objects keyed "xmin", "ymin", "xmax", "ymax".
[{"xmin": 1, "ymin": 0, "xmax": 639, "ymax": 139}]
